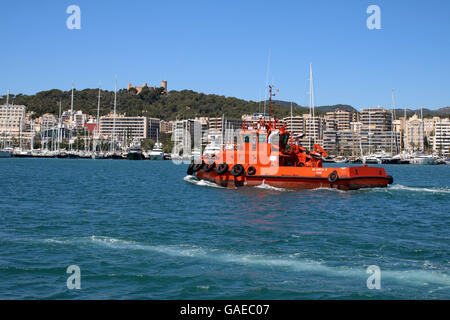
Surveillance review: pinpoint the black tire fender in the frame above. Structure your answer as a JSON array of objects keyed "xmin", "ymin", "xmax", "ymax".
[
  {"xmin": 247, "ymin": 166, "xmax": 256, "ymax": 176},
  {"xmin": 187, "ymin": 162, "xmax": 195, "ymax": 175},
  {"xmin": 215, "ymin": 163, "xmax": 229, "ymax": 175},
  {"xmin": 192, "ymin": 160, "xmax": 204, "ymax": 172},
  {"xmin": 230, "ymin": 164, "xmax": 244, "ymax": 177},
  {"xmin": 328, "ymin": 170, "xmax": 339, "ymax": 183},
  {"xmin": 204, "ymin": 161, "xmax": 216, "ymax": 172}
]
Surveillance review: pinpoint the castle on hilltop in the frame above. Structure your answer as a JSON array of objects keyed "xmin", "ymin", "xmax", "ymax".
[{"xmin": 127, "ymin": 80, "xmax": 167, "ymax": 94}]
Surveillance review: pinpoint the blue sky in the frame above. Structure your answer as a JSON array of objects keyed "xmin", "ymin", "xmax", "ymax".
[{"xmin": 1, "ymin": 0, "xmax": 449, "ymax": 110}]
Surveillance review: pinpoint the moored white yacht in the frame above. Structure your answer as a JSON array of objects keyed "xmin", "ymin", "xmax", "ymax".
[
  {"xmin": 410, "ymin": 153, "xmax": 437, "ymax": 165},
  {"xmin": 149, "ymin": 142, "xmax": 164, "ymax": 160}
]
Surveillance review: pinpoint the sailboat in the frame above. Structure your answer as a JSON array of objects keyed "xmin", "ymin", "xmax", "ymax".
[
  {"xmin": 409, "ymin": 106, "xmax": 437, "ymax": 165},
  {"xmin": 106, "ymin": 76, "xmax": 122, "ymax": 159},
  {"xmin": 92, "ymin": 82, "xmax": 105, "ymax": 159}
]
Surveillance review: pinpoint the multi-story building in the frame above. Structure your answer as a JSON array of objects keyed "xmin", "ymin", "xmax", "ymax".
[
  {"xmin": 160, "ymin": 120, "xmax": 173, "ymax": 133},
  {"xmin": 337, "ymin": 130, "xmax": 360, "ymax": 155},
  {"xmin": 322, "ymin": 130, "xmax": 337, "ymax": 153},
  {"xmin": 194, "ymin": 117, "xmax": 210, "ymax": 147},
  {"xmin": 282, "ymin": 116, "xmax": 304, "ymax": 138},
  {"xmin": 171, "ymin": 119, "xmax": 204, "ymax": 151},
  {"xmin": 0, "ymin": 104, "xmax": 26, "ymax": 141},
  {"xmin": 73, "ymin": 110, "xmax": 87, "ymax": 130},
  {"xmin": 61, "ymin": 110, "xmax": 72, "ymax": 124},
  {"xmin": 242, "ymin": 113, "xmax": 274, "ymax": 127},
  {"xmin": 147, "ymin": 117, "xmax": 161, "ymax": 140},
  {"xmin": 405, "ymin": 114, "xmax": 424, "ymax": 151},
  {"xmin": 209, "ymin": 117, "xmax": 243, "ymax": 137},
  {"xmin": 39, "ymin": 113, "xmax": 58, "ymax": 140},
  {"xmin": 360, "ymin": 130, "xmax": 401, "ymax": 154},
  {"xmin": 323, "ymin": 126, "xmax": 364, "ymax": 156},
  {"xmin": 433, "ymin": 119, "xmax": 450, "ymax": 156},
  {"xmin": 423, "ymin": 116, "xmax": 441, "ymax": 136},
  {"xmin": 301, "ymin": 114, "xmax": 324, "ymax": 149},
  {"xmin": 99, "ymin": 114, "xmax": 147, "ymax": 140},
  {"xmin": 326, "ymin": 109, "xmax": 353, "ymax": 131},
  {"xmin": 360, "ymin": 107, "xmax": 393, "ymax": 132},
  {"xmin": 40, "ymin": 113, "xmax": 57, "ymax": 129},
  {"xmin": 359, "ymin": 107, "xmax": 397, "ymax": 152}
]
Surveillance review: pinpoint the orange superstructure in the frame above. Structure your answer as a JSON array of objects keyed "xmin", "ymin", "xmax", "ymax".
[{"xmin": 187, "ymin": 87, "xmax": 393, "ymax": 190}]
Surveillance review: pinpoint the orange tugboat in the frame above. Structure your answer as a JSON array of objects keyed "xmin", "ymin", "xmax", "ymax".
[{"xmin": 187, "ymin": 87, "xmax": 393, "ymax": 190}]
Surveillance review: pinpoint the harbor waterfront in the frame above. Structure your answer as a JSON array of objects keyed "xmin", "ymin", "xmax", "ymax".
[{"xmin": 0, "ymin": 158, "xmax": 449, "ymax": 299}]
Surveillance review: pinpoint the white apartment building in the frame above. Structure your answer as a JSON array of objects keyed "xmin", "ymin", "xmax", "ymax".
[
  {"xmin": 433, "ymin": 119, "xmax": 450, "ymax": 156},
  {"xmin": 99, "ymin": 114, "xmax": 147, "ymax": 140},
  {"xmin": 0, "ymin": 104, "xmax": 26, "ymax": 141}
]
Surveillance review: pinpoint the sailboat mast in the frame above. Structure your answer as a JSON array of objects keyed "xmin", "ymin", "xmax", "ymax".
[
  {"xmin": 404, "ymin": 106, "xmax": 407, "ymax": 152},
  {"xmin": 3, "ymin": 89, "xmax": 10, "ymax": 149},
  {"xmin": 58, "ymin": 99, "xmax": 62, "ymax": 151},
  {"xmin": 391, "ymin": 90, "xmax": 395, "ymax": 155},
  {"xmin": 112, "ymin": 76, "xmax": 117, "ymax": 153},
  {"xmin": 420, "ymin": 106, "xmax": 424, "ymax": 152},
  {"xmin": 268, "ymin": 85, "xmax": 273, "ymax": 125},
  {"xmin": 290, "ymin": 101, "xmax": 293, "ymax": 145},
  {"xmin": 96, "ymin": 82, "xmax": 101, "ymax": 152},
  {"xmin": 309, "ymin": 63, "xmax": 316, "ymax": 147},
  {"xmin": 263, "ymin": 50, "xmax": 271, "ymax": 117},
  {"xmin": 369, "ymin": 109, "xmax": 371, "ymax": 154},
  {"xmin": 71, "ymin": 81, "xmax": 74, "ymax": 122},
  {"xmin": 97, "ymin": 82, "xmax": 101, "ymax": 136}
]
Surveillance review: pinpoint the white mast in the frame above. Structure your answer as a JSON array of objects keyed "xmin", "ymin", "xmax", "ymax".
[
  {"xmin": 19, "ymin": 115, "xmax": 23, "ymax": 150},
  {"xmin": 368, "ymin": 109, "xmax": 372, "ymax": 154},
  {"xmin": 112, "ymin": 75, "xmax": 117, "ymax": 153},
  {"xmin": 309, "ymin": 63, "xmax": 316, "ymax": 148},
  {"xmin": 290, "ymin": 101, "xmax": 293, "ymax": 134},
  {"xmin": 391, "ymin": 90, "xmax": 395, "ymax": 155},
  {"xmin": 71, "ymin": 81, "xmax": 74, "ymax": 122},
  {"xmin": 96, "ymin": 81, "xmax": 101, "ymax": 152},
  {"xmin": 263, "ymin": 50, "xmax": 271, "ymax": 117},
  {"xmin": 420, "ymin": 106, "xmax": 424, "ymax": 152},
  {"xmin": 3, "ymin": 89, "xmax": 10, "ymax": 149},
  {"xmin": 97, "ymin": 82, "xmax": 101, "ymax": 136},
  {"xmin": 404, "ymin": 106, "xmax": 407, "ymax": 152},
  {"xmin": 58, "ymin": 99, "xmax": 62, "ymax": 151}
]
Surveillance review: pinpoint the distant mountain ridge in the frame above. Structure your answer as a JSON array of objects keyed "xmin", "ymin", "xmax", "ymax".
[
  {"xmin": 271, "ymin": 100, "xmax": 357, "ymax": 114},
  {"xmin": 272, "ymin": 100, "xmax": 450, "ymax": 118}
]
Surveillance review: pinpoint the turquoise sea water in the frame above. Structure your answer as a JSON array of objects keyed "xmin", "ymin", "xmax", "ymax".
[{"xmin": 0, "ymin": 158, "xmax": 449, "ymax": 299}]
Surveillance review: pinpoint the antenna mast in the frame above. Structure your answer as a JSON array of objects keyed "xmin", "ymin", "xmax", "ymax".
[
  {"xmin": 309, "ymin": 63, "xmax": 316, "ymax": 147},
  {"xmin": 263, "ymin": 50, "xmax": 271, "ymax": 117}
]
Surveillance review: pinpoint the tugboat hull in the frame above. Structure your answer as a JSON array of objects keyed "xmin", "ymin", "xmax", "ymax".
[{"xmin": 196, "ymin": 166, "xmax": 393, "ymax": 190}]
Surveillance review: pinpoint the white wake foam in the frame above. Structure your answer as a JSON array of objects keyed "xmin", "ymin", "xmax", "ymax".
[
  {"xmin": 88, "ymin": 236, "xmax": 450, "ymax": 287},
  {"xmin": 183, "ymin": 175, "xmax": 225, "ymax": 188},
  {"xmin": 254, "ymin": 180, "xmax": 289, "ymax": 192},
  {"xmin": 388, "ymin": 184, "xmax": 450, "ymax": 194}
]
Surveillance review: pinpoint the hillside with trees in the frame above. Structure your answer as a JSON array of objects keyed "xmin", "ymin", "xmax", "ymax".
[
  {"xmin": 0, "ymin": 87, "xmax": 293, "ymax": 120},
  {"xmin": 2, "ymin": 88, "xmax": 449, "ymax": 120}
]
